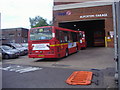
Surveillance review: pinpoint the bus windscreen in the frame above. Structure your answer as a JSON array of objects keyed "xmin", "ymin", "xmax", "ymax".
[{"xmin": 30, "ymin": 27, "xmax": 52, "ymax": 40}]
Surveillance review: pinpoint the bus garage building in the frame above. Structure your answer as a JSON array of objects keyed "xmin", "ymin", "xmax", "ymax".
[{"xmin": 53, "ymin": 0, "xmax": 114, "ymax": 47}]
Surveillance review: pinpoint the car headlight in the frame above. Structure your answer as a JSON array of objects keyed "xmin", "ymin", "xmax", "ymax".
[{"xmin": 20, "ymin": 50, "xmax": 23, "ymax": 52}]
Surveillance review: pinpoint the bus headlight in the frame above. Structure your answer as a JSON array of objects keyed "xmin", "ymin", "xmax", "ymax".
[
  {"xmin": 40, "ymin": 51, "xmax": 43, "ymax": 53},
  {"xmin": 82, "ymin": 39, "xmax": 85, "ymax": 42},
  {"xmin": 80, "ymin": 40, "xmax": 82, "ymax": 43}
]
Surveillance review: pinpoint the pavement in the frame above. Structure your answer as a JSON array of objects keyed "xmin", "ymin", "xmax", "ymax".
[
  {"xmin": 3, "ymin": 47, "xmax": 115, "ymax": 70},
  {"xmin": 1, "ymin": 64, "xmax": 115, "ymax": 88},
  {"xmin": 1, "ymin": 47, "xmax": 118, "ymax": 89}
]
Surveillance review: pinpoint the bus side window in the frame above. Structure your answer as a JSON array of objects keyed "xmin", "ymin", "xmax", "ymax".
[
  {"xmin": 72, "ymin": 32, "xmax": 77, "ymax": 42},
  {"xmin": 60, "ymin": 31, "xmax": 67, "ymax": 43},
  {"xmin": 63, "ymin": 31, "xmax": 68, "ymax": 43},
  {"xmin": 60, "ymin": 31, "xmax": 63, "ymax": 43},
  {"xmin": 56, "ymin": 29, "xmax": 60, "ymax": 42},
  {"xmin": 68, "ymin": 32, "xmax": 73, "ymax": 43},
  {"xmin": 56, "ymin": 30, "xmax": 71, "ymax": 43},
  {"xmin": 56, "ymin": 30, "xmax": 64, "ymax": 43}
]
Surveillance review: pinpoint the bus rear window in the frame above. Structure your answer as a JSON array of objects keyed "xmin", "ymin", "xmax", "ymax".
[{"xmin": 30, "ymin": 27, "xmax": 52, "ymax": 40}]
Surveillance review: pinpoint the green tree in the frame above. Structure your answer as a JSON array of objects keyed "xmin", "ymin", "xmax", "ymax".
[{"xmin": 29, "ymin": 16, "xmax": 50, "ymax": 28}]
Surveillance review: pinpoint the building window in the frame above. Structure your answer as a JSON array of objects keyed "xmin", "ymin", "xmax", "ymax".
[
  {"xmin": 2, "ymin": 34, "xmax": 5, "ymax": 38},
  {"xmin": 9, "ymin": 34, "xmax": 15, "ymax": 37},
  {"xmin": 18, "ymin": 33, "xmax": 21, "ymax": 36}
]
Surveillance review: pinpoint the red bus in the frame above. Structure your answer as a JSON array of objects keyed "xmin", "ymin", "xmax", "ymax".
[
  {"xmin": 79, "ymin": 31, "xmax": 86, "ymax": 49},
  {"xmin": 28, "ymin": 26, "xmax": 81, "ymax": 58}
]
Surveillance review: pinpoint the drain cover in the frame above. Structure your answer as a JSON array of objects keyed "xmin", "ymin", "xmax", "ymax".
[{"xmin": 66, "ymin": 71, "xmax": 93, "ymax": 85}]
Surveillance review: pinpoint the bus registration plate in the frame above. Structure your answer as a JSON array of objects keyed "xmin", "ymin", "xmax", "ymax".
[{"xmin": 38, "ymin": 55, "xmax": 44, "ymax": 57}]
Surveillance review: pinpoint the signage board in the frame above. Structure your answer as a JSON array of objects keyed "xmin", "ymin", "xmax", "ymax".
[{"xmin": 56, "ymin": 11, "xmax": 72, "ymax": 16}]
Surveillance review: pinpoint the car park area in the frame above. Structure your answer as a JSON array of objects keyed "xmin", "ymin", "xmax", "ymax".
[
  {"xmin": 2, "ymin": 43, "xmax": 28, "ymax": 56},
  {"xmin": 2, "ymin": 47, "xmax": 117, "ymax": 88},
  {"xmin": 1, "ymin": 43, "xmax": 28, "ymax": 60},
  {"xmin": 0, "ymin": 45, "xmax": 20, "ymax": 59}
]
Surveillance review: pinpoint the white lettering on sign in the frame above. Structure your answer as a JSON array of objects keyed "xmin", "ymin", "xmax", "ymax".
[{"xmin": 80, "ymin": 14, "xmax": 108, "ymax": 18}]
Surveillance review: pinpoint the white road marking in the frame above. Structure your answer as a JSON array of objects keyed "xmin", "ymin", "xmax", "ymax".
[{"xmin": 0, "ymin": 65, "xmax": 42, "ymax": 73}]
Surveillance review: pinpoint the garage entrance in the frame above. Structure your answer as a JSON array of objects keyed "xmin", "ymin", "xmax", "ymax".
[{"xmin": 59, "ymin": 20, "xmax": 105, "ymax": 47}]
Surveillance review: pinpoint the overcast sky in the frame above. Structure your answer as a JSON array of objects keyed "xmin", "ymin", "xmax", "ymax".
[{"xmin": 0, "ymin": 0, "xmax": 53, "ymax": 29}]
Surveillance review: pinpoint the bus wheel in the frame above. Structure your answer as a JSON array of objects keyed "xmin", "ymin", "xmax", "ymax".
[
  {"xmin": 81, "ymin": 47, "xmax": 86, "ymax": 50},
  {"xmin": 76, "ymin": 47, "xmax": 78, "ymax": 52},
  {"xmin": 65, "ymin": 49, "xmax": 69, "ymax": 57}
]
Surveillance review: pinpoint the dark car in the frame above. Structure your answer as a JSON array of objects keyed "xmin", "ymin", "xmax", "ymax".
[
  {"xmin": 3, "ymin": 43, "xmax": 28, "ymax": 55},
  {"xmin": 0, "ymin": 45, "xmax": 20, "ymax": 59}
]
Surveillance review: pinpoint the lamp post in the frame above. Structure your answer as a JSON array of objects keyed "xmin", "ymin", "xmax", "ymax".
[
  {"xmin": 112, "ymin": 1, "xmax": 120, "ymax": 90},
  {"xmin": 117, "ymin": 1, "xmax": 120, "ymax": 90}
]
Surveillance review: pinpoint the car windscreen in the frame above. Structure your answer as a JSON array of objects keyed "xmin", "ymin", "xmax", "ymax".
[
  {"xmin": 21, "ymin": 43, "xmax": 28, "ymax": 47},
  {"xmin": 14, "ymin": 44, "xmax": 23, "ymax": 48},
  {"xmin": 2, "ymin": 46, "xmax": 13, "ymax": 50},
  {"xmin": 30, "ymin": 27, "xmax": 52, "ymax": 40}
]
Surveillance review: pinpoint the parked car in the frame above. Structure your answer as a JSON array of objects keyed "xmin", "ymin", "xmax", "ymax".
[
  {"xmin": 20, "ymin": 43, "xmax": 28, "ymax": 53},
  {"xmin": 16, "ymin": 43, "xmax": 28, "ymax": 55},
  {"xmin": 3, "ymin": 43, "xmax": 28, "ymax": 55},
  {"xmin": 21, "ymin": 43, "xmax": 28, "ymax": 49},
  {"xmin": 0, "ymin": 45, "xmax": 20, "ymax": 59}
]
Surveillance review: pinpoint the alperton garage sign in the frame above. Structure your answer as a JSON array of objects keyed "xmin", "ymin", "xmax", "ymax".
[{"xmin": 80, "ymin": 13, "xmax": 108, "ymax": 18}]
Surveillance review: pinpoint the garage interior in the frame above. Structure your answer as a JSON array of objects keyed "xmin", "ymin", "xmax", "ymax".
[{"xmin": 59, "ymin": 20, "xmax": 105, "ymax": 47}]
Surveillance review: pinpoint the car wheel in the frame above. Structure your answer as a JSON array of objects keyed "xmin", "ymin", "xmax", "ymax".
[{"xmin": 5, "ymin": 54, "xmax": 9, "ymax": 59}]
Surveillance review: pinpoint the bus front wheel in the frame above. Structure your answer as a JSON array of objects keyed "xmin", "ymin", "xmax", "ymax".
[
  {"xmin": 65, "ymin": 49, "xmax": 69, "ymax": 57},
  {"xmin": 76, "ymin": 46, "xmax": 78, "ymax": 52}
]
